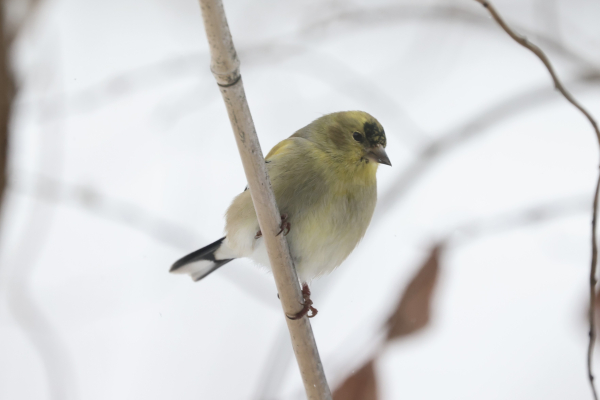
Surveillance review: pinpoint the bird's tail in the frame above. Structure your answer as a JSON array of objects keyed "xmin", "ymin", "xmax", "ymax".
[{"xmin": 170, "ymin": 237, "xmax": 235, "ymax": 281}]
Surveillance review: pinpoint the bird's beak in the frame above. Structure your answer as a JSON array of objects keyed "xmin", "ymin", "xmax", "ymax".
[{"xmin": 366, "ymin": 144, "xmax": 392, "ymax": 166}]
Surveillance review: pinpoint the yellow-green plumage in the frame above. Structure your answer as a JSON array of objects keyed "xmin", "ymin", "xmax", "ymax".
[
  {"xmin": 224, "ymin": 111, "xmax": 387, "ymax": 282},
  {"xmin": 170, "ymin": 111, "xmax": 390, "ymax": 283}
]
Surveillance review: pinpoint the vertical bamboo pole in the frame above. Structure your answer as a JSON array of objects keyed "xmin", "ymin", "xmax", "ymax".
[{"xmin": 197, "ymin": 1, "xmax": 332, "ymax": 399}]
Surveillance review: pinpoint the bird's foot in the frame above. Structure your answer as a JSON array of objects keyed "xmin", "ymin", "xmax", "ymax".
[
  {"xmin": 276, "ymin": 214, "xmax": 291, "ymax": 237},
  {"xmin": 255, "ymin": 214, "xmax": 290, "ymax": 239},
  {"xmin": 287, "ymin": 283, "xmax": 318, "ymax": 320}
]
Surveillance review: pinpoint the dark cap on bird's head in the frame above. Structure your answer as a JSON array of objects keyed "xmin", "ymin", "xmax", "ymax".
[
  {"xmin": 362, "ymin": 120, "xmax": 386, "ymax": 148},
  {"xmin": 326, "ymin": 111, "xmax": 391, "ymax": 166},
  {"xmin": 361, "ymin": 119, "xmax": 390, "ymax": 166}
]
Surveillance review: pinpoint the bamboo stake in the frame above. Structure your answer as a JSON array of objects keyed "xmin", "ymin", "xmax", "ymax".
[{"xmin": 197, "ymin": 1, "xmax": 332, "ymax": 398}]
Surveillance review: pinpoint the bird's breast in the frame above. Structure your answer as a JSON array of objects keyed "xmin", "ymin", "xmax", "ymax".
[{"xmin": 282, "ymin": 175, "xmax": 377, "ymax": 281}]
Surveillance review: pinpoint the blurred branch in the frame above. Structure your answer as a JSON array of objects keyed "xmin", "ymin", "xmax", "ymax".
[
  {"xmin": 473, "ymin": 1, "xmax": 600, "ymax": 399},
  {"xmin": 3, "ymin": 25, "xmax": 79, "ymax": 399},
  {"xmin": 8, "ymin": 173, "xmax": 280, "ymax": 309},
  {"xmin": 252, "ymin": 324, "xmax": 295, "ymax": 400},
  {"xmin": 301, "ymin": 4, "xmax": 599, "ymax": 73},
  {"xmin": 4, "ymin": 0, "xmax": 41, "ymax": 45},
  {"xmin": 23, "ymin": 5, "xmax": 598, "ymax": 146},
  {"xmin": 376, "ymin": 72, "xmax": 600, "ymax": 219},
  {"xmin": 0, "ymin": 0, "xmax": 16, "ymax": 206},
  {"xmin": 148, "ymin": 42, "xmax": 426, "ymax": 147},
  {"xmin": 534, "ymin": 0, "xmax": 561, "ymax": 44},
  {"xmin": 198, "ymin": 1, "xmax": 330, "ymax": 398},
  {"xmin": 453, "ymin": 195, "xmax": 590, "ymax": 243},
  {"xmin": 0, "ymin": 0, "xmax": 43, "ymax": 203},
  {"xmin": 29, "ymin": 43, "xmax": 425, "ymax": 148},
  {"xmin": 239, "ymin": 42, "xmax": 426, "ymax": 147},
  {"xmin": 33, "ymin": 53, "xmax": 208, "ymax": 120},
  {"xmin": 10, "ymin": 173, "xmax": 199, "ymax": 249}
]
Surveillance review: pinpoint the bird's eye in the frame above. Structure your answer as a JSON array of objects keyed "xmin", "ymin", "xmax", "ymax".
[{"xmin": 353, "ymin": 132, "xmax": 363, "ymax": 142}]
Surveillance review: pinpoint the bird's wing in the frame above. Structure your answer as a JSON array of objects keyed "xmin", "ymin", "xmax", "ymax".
[{"xmin": 265, "ymin": 138, "xmax": 296, "ymax": 160}]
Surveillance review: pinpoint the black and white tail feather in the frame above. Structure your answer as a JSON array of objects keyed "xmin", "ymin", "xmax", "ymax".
[{"xmin": 170, "ymin": 237, "xmax": 234, "ymax": 281}]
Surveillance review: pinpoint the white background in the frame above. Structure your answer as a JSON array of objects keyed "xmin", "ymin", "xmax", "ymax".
[{"xmin": 1, "ymin": 0, "xmax": 600, "ymax": 399}]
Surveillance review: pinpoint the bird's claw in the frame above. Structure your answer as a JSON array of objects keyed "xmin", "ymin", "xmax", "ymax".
[
  {"xmin": 287, "ymin": 303, "xmax": 318, "ymax": 320},
  {"xmin": 287, "ymin": 284, "xmax": 318, "ymax": 320},
  {"xmin": 255, "ymin": 214, "xmax": 290, "ymax": 239},
  {"xmin": 276, "ymin": 214, "xmax": 291, "ymax": 237}
]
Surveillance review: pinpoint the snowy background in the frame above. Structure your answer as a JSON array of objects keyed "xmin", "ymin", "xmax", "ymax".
[{"xmin": 1, "ymin": 0, "xmax": 600, "ymax": 399}]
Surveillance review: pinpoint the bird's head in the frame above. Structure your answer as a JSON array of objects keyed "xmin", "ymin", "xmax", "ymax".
[{"xmin": 298, "ymin": 111, "xmax": 391, "ymax": 167}]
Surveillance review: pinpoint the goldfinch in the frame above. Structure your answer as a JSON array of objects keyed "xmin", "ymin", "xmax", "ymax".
[{"xmin": 170, "ymin": 111, "xmax": 390, "ymax": 318}]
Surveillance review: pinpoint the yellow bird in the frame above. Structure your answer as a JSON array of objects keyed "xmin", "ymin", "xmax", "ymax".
[{"xmin": 170, "ymin": 111, "xmax": 391, "ymax": 318}]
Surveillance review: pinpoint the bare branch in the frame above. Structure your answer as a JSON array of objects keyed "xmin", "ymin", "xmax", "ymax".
[
  {"xmin": 473, "ymin": 1, "xmax": 600, "ymax": 398},
  {"xmin": 197, "ymin": 1, "xmax": 331, "ymax": 398}
]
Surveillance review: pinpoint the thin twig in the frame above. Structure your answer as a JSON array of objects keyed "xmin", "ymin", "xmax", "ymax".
[
  {"xmin": 473, "ymin": 1, "xmax": 600, "ymax": 399},
  {"xmin": 197, "ymin": 1, "xmax": 331, "ymax": 399},
  {"xmin": 591, "ymin": 176, "xmax": 600, "ymax": 398}
]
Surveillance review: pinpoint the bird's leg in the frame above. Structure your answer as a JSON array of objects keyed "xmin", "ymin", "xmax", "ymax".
[
  {"xmin": 276, "ymin": 213, "xmax": 291, "ymax": 236},
  {"xmin": 287, "ymin": 283, "xmax": 318, "ymax": 320}
]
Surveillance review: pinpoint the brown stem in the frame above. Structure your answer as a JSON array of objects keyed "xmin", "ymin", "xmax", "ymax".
[{"xmin": 590, "ymin": 174, "xmax": 600, "ymax": 400}]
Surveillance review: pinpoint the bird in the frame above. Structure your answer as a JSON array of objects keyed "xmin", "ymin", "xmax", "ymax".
[{"xmin": 170, "ymin": 111, "xmax": 391, "ymax": 319}]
